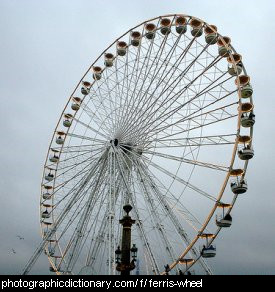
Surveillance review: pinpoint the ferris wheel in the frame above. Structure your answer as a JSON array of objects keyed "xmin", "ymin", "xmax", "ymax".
[{"xmin": 23, "ymin": 14, "xmax": 255, "ymax": 275}]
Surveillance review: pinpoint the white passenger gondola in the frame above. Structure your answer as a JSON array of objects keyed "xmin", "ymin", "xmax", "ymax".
[
  {"xmin": 45, "ymin": 173, "xmax": 54, "ymax": 181},
  {"xmin": 56, "ymin": 136, "xmax": 64, "ymax": 145},
  {"xmin": 175, "ymin": 16, "xmax": 187, "ymax": 34},
  {"xmin": 131, "ymin": 31, "xmax": 141, "ymax": 47},
  {"xmin": 199, "ymin": 233, "xmax": 216, "ymax": 258},
  {"xmin": 217, "ymin": 36, "xmax": 231, "ymax": 57},
  {"xmin": 235, "ymin": 75, "xmax": 253, "ymax": 98},
  {"xmin": 92, "ymin": 66, "xmax": 102, "ymax": 80},
  {"xmin": 216, "ymin": 203, "xmax": 232, "ymax": 227},
  {"xmin": 201, "ymin": 245, "xmax": 216, "ymax": 258},
  {"xmin": 227, "ymin": 53, "xmax": 243, "ymax": 76},
  {"xmin": 42, "ymin": 221, "xmax": 52, "ymax": 226},
  {"xmin": 237, "ymin": 135, "xmax": 254, "ymax": 160},
  {"xmin": 216, "ymin": 214, "xmax": 232, "ymax": 227},
  {"xmin": 160, "ymin": 18, "xmax": 171, "ymax": 35},
  {"xmin": 43, "ymin": 192, "xmax": 52, "ymax": 200},
  {"xmin": 204, "ymin": 25, "xmax": 217, "ymax": 45},
  {"xmin": 49, "ymin": 154, "xmax": 59, "ymax": 163},
  {"xmin": 241, "ymin": 84, "xmax": 253, "ymax": 98},
  {"xmin": 231, "ymin": 179, "xmax": 248, "ymax": 194},
  {"xmin": 63, "ymin": 113, "xmax": 73, "ymax": 128},
  {"xmin": 56, "ymin": 131, "xmax": 65, "ymax": 145},
  {"xmin": 81, "ymin": 81, "xmax": 91, "ymax": 95},
  {"xmin": 241, "ymin": 112, "xmax": 255, "ymax": 128},
  {"xmin": 71, "ymin": 97, "xmax": 82, "ymax": 111},
  {"xmin": 104, "ymin": 53, "xmax": 115, "ymax": 67},
  {"xmin": 63, "ymin": 119, "xmax": 71, "ymax": 127},
  {"xmin": 229, "ymin": 168, "xmax": 247, "ymax": 194},
  {"xmin": 42, "ymin": 210, "xmax": 50, "ymax": 219},
  {"xmin": 238, "ymin": 147, "xmax": 254, "ymax": 160},
  {"xmin": 49, "ymin": 149, "xmax": 59, "ymax": 163},
  {"xmin": 117, "ymin": 41, "xmax": 127, "ymax": 56},
  {"xmin": 145, "ymin": 23, "xmax": 156, "ymax": 39},
  {"xmin": 190, "ymin": 18, "xmax": 203, "ymax": 37},
  {"xmin": 240, "ymin": 102, "xmax": 255, "ymax": 127}
]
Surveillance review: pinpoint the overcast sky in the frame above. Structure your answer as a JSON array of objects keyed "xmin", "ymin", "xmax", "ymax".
[{"xmin": 0, "ymin": 0, "xmax": 274, "ymax": 275}]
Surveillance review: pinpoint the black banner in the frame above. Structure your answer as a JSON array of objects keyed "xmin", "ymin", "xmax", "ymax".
[{"xmin": 0, "ymin": 275, "xmax": 274, "ymax": 290}]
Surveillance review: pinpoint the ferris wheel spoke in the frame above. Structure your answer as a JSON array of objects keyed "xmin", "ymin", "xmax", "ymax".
[
  {"xmin": 116, "ymin": 30, "xmax": 161, "ymax": 133},
  {"xmin": 140, "ymin": 156, "xmax": 217, "ymax": 202},
  {"xmin": 136, "ymin": 89, "xmax": 237, "ymax": 143},
  {"xmin": 137, "ymin": 161, "xmax": 212, "ymax": 274},
  {"xmin": 135, "ymin": 156, "xmax": 206, "ymax": 232},
  {"xmin": 136, "ymin": 161, "xmax": 212, "ymax": 274},
  {"xmin": 80, "ymin": 102, "xmax": 113, "ymax": 134},
  {"xmin": 144, "ymin": 133, "xmax": 236, "ymax": 149},
  {"xmin": 120, "ymin": 34, "xmax": 200, "ymax": 137},
  {"xmin": 117, "ymin": 31, "xmax": 169, "ymax": 133},
  {"xmin": 128, "ymin": 56, "xmax": 228, "ymax": 142},
  {"xmin": 114, "ymin": 35, "xmax": 136, "ymax": 132},
  {"xmin": 135, "ymin": 160, "xmax": 206, "ymax": 238},
  {"xmin": 115, "ymin": 31, "xmax": 146, "ymax": 128},
  {"xmin": 143, "ymin": 108, "xmax": 238, "ymax": 145},
  {"xmin": 89, "ymin": 83, "xmax": 123, "ymax": 111},
  {"xmin": 51, "ymin": 152, "xmax": 105, "ymax": 202},
  {"xmin": 101, "ymin": 71, "xmax": 122, "ymax": 135},
  {"xmin": 53, "ymin": 147, "xmax": 105, "ymax": 173},
  {"xmin": 50, "ymin": 148, "xmax": 91, "ymax": 156},
  {"xmin": 66, "ymin": 132, "xmax": 106, "ymax": 144},
  {"xmin": 51, "ymin": 143, "xmax": 103, "ymax": 153},
  {"xmin": 135, "ymin": 164, "xmax": 181, "ymax": 264},
  {"xmin": 143, "ymin": 150, "xmax": 229, "ymax": 172},
  {"xmin": 142, "ymin": 51, "xmax": 221, "ymax": 122},
  {"xmin": 145, "ymin": 100, "xmax": 237, "ymax": 139},
  {"xmin": 49, "ymin": 169, "xmax": 105, "ymax": 228},
  {"xmin": 50, "ymin": 146, "xmax": 105, "ymax": 168},
  {"xmin": 52, "ymin": 154, "xmax": 101, "ymax": 183},
  {"xmin": 177, "ymin": 70, "xmax": 235, "ymax": 118},
  {"xmin": 81, "ymin": 99, "xmax": 111, "ymax": 123},
  {"xmin": 55, "ymin": 187, "xmax": 96, "ymax": 245},
  {"xmin": 120, "ymin": 38, "xmax": 217, "ymax": 138},
  {"xmin": 95, "ymin": 85, "xmax": 116, "ymax": 130},
  {"xmin": 71, "ymin": 117, "xmax": 110, "ymax": 140},
  {"xmin": 119, "ymin": 31, "xmax": 176, "ymax": 132},
  {"xmin": 128, "ymin": 35, "xmax": 205, "ymax": 123}
]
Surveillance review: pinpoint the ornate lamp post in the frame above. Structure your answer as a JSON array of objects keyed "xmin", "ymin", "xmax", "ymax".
[{"xmin": 115, "ymin": 204, "xmax": 138, "ymax": 275}]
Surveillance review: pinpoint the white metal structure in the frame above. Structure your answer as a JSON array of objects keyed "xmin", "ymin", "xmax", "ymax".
[{"xmin": 22, "ymin": 14, "xmax": 255, "ymax": 275}]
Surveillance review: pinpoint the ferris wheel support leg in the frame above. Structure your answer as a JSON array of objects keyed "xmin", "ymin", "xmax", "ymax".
[
  {"xmin": 136, "ymin": 166, "xmax": 179, "ymax": 266},
  {"xmin": 108, "ymin": 151, "xmax": 116, "ymax": 275},
  {"xmin": 86, "ymin": 173, "xmax": 124, "ymax": 271},
  {"xmin": 22, "ymin": 155, "xmax": 107, "ymax": 275},
  {"xmin": 64, "ymin": 156, "xmax": 108, "ymax": 273}
]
